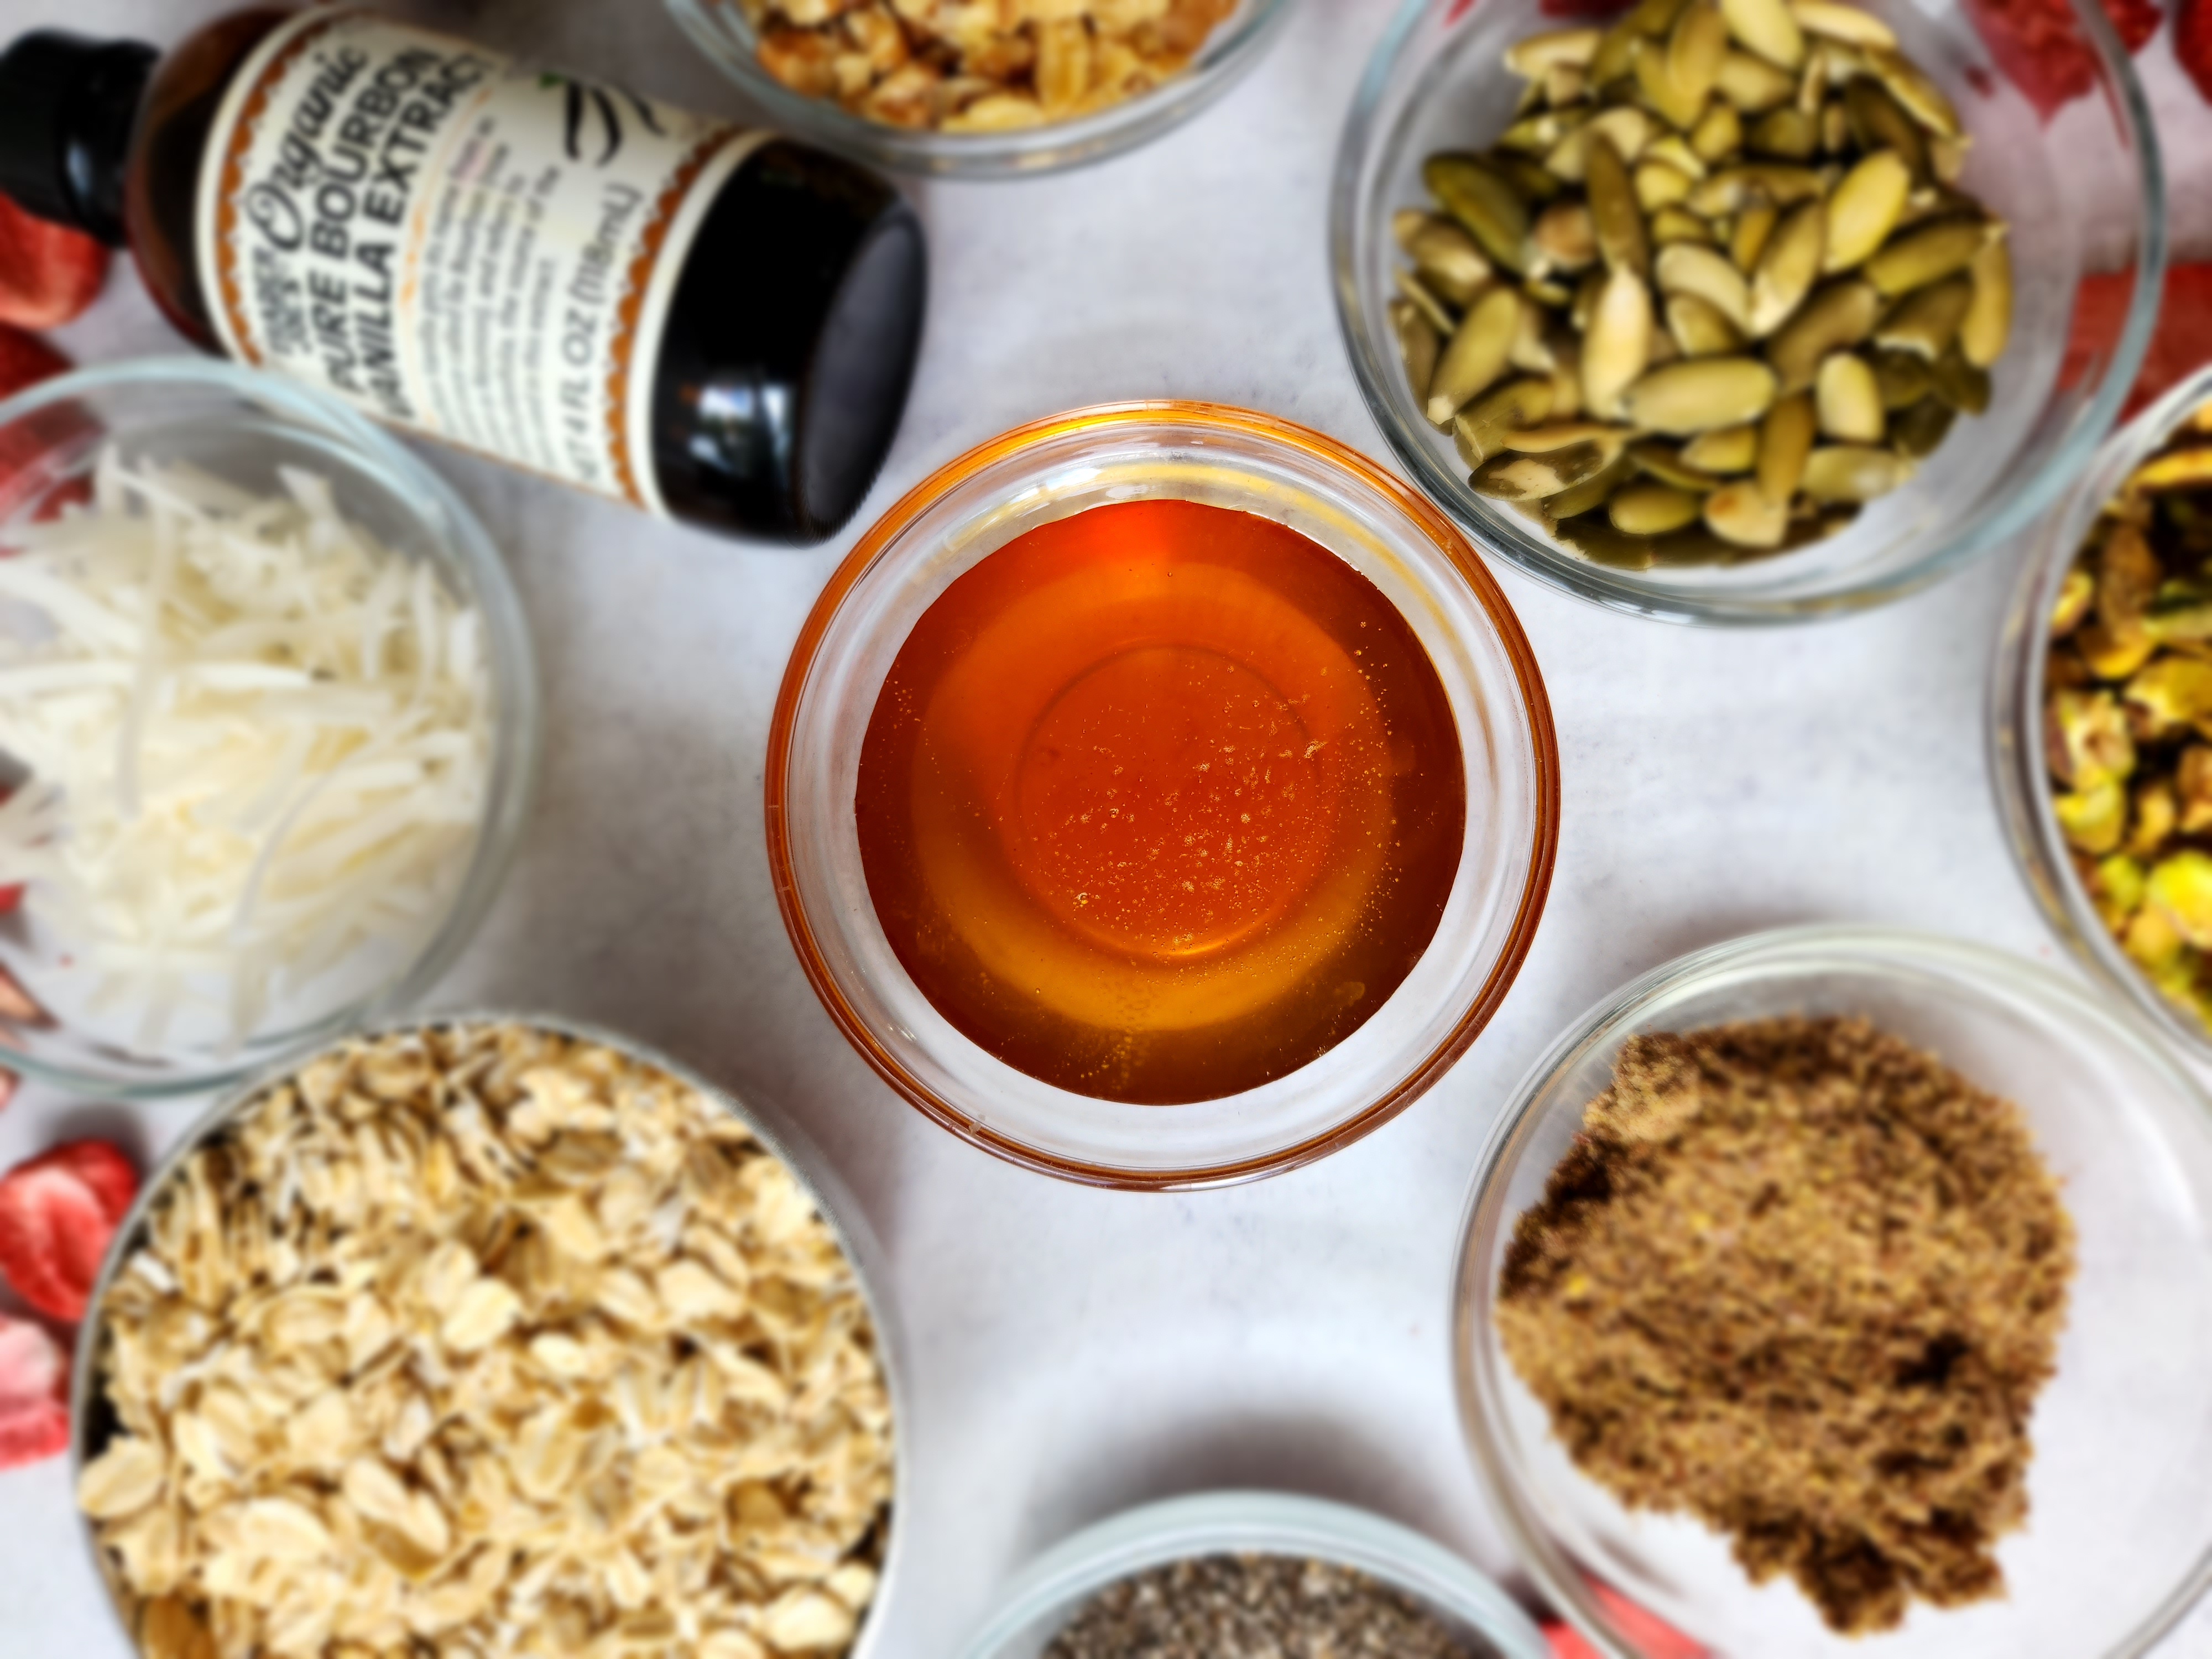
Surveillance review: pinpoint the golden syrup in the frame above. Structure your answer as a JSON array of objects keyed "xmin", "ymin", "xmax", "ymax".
[{"xmin": 855, "ymin": 499, "xmax": 1465, "ymax": 1104}]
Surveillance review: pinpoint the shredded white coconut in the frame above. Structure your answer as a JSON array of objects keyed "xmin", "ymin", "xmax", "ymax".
[{"xmin": 0, "ymin": 451, "xmax": 493, "ymax": 1053}]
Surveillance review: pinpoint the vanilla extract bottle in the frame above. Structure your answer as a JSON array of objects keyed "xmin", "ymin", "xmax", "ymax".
[{"xmin": 0, "ymin": 10, "xmax": 928, "ymax": 543}]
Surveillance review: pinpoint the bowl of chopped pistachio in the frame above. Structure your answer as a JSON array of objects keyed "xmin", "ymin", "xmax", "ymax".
[
  {"xmin": 69, "ymin": 1016, "xmax": 905, "ymax": 1659},
  {"xmin": 1453, "ymin": 926, "xmax": 2212, "ymax": 1657},
  {"xmin": 665, "ymin": 0, "xmax": 1300, "ymax": 177},
  {"xmin": 1994, "ymin": 364, "xmax": 2212, "ymax": 1065},
  {"xmin": 956, "ymin": 1489, "xmax": 1552, "ymax": 1659},
  {"xmin": 1332, "ymin": 0, "xmax": 2166, "ymax": 624}
]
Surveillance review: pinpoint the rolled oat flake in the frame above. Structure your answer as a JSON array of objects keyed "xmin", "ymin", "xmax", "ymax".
[{"xmin": 1045, "ymin": 1554, "xmax": 1501, "ymax": 1659}]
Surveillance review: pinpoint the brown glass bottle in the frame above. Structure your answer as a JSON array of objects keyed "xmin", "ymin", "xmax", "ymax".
[{"xmin": 0, "ymin": 10, "xmax": 927, "ymax": 544}]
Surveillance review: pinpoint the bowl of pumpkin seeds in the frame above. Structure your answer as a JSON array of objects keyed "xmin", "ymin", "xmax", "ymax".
[{"xmin": 1332, "ymin": 0, "xmax": 2165, "ymax": 623}]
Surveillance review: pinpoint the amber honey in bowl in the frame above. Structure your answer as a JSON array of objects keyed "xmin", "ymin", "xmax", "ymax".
[{"xmin": 854, "ymin": 497, "xmax": 1466, "ymax": 1104}]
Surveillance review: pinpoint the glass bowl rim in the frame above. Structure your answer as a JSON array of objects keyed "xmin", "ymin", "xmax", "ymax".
[
  {"xmin": 763, "ymin": 399, "xmax": 1562, "ymax": 1190},
  {"xmin": 67, "ymin": 1008, "xmax": 914, "ymax": 1659},
  {"xmin": 1449, "ymin": 921, "xmax": 2212, "ymax": 1658},
  {"xmin": 662, "ymin": 0, "xmax": 1302, "ymax": 178},
  {"xmin": 953, "ymin": 1488, "xmax": 1556, "ymax": 1658},
  {"xmin": 0, "ymin": 355, "xmax": 541, "ymax": 1100},
  {"xmin": 1328, "ymin": 0, "xmax": 2170, "ymax": 627},
  {"xmin": 1990, "ymin": 360, "xmax": 2212, "ymax": 1068}
]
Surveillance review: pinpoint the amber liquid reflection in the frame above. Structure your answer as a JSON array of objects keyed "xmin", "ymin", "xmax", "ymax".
[{"xmin": 855, "ymin": 499, "xmax": 1466, "ymax": 1104}]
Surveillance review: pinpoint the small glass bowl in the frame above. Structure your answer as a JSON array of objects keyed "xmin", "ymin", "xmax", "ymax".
[
  {"xmin": 0, "ymin": 359, "xmax": 539, "ymax": 1098},
  {"xmin": 766, "ymin": 401, "xmax": 1559, "ymax": 1188},
  {"xmin": 1992, "ymin": 362, "xmax": 2212, "ymax": 1066},
  {"xmin": 956, "ymin": 1489, "xmax": 1553, "ymax": 1659},
  {"xmin": 665, "ymin": 0, "xmax": 1299, "ymax": 178},
  {"xmin": 71, "ymin": 1013, "xmax": 910, "ymax": 1659},
  {"xmin": 1453, "ymin": 926, "xmax": 2212, "ymax": 1658},
  {"xmin": 1332, "ymin": 0, "xmax": 2167, "ymax": 624}
]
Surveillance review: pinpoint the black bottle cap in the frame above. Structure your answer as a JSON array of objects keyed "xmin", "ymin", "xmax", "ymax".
[
  {"xmin": 650, "ymin": 140, "xmax": 928, "ymax": 546},
  {"xmin": 0, "ymin": 30, "xmax": 156, "ymax": 245}
]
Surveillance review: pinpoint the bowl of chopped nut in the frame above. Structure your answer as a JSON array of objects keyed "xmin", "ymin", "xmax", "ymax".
[
  {"xmin": 957, "ymin": 1489, "xmax": 1553, "ymax": 1659},
  {"xmin": 666, "ymin": 0, "xmax": 1300, "ymax": 176},
  {"xmin": 69, "ymin": 1016, "xmax": 905, "ymax": 1659},
  {"xmin": 1332, "ymin": 0, "xmax": 2166, "ymax": 624},
  {"xmin": 1454, "ymin": 926, "xmax": 2212, "ymax": 1658},
  {"xmin": 1994, "ymin": 363, "xmax": 2212, "ymax": 1067}
]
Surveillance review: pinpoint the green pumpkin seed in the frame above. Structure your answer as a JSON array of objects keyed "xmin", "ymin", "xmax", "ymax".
[
  {"xmin": 1931, "ymin": 345, "xmax": 1991, "ymax": 414},
  {"xmin": 1802, "ymin": 443, "xmax": 1914, "ymax": 501},
  {"xmin": 1820, "ymin": 98, "xmax": 1850, "ymax": 153},
  {"xmin": 1864, "ymin": 215, "xmax": 1987, "ymax": 296},
  {"xmin": 1452, "ymin": 376, "xmax": 1557, "ymax": 467},
  {"xmin": 1749, "ymin": 200, "xmax": 1826, "ymax": 336},
  {"xmin": 1546, "ymin": 106, "xmax": 1658, "ymax": 181},
  {"xmin": 1815, "ymin": 350, "xmax": 1884, "ymax": 441},
  {"xmin": 1691, "ymin": 101, "xmax": 1744, "ymax": 159},
  {"xmin": 1426, "ymin": 154, "xmax": 1531, "ymax": 274},
  {"xmin": 1631, "ymin": 439, "xmax": 1726, "ymax": 490},
  {"xmin": 1506, "ymin": 26, "xmax": 1604, "ymax": 77},
  {"xmin": 1622, "ymin": 355, "xmax": 1780, "ymax": 432},
  {"xmin": 1554, "ymin": 514, "xmax": 1658, "ymax": 568},
  {"xmin": 1407, "ymin": 218, "xmax": 1494, "ymax": 306},
  {"xmin": 1871, "ymin": 347, "xmax": 1932, "ymax": 409},
  {"xmin": 1586, "ymin": 134, "xmax": 1650, "ymax": 276},
  {"xmin": 1395, "ymin": 268, "xmax": 1459, "ymax": 337},
  {"xmin": 1731, "ymin": 202, "xmax": 1779, "ymax": 272},
  {"xmin": 1866, "ymin": 45, "xmax": 1958, "ymax": 137},
  {"xmin": 1611, "ymin": 480, "xmax": 1707, "ymax": 533},
  {"xmin": 1688, "ymin": 162, "xmax": 1822, "ymax": 216},
  {"xmin": 1591, "ymin": 18, "xmax": 1644, "ymax": 88},
  {"xmin": 1391, "ymin": 300, "xmax": 1442, "ymax": 404},
  {"xmin": 1527, "ymin": 275, "xmax": 1575, "ymax": 307},
  {"xmin": 1668, "ymin": 290, "xmax": 1747, "ymax": 356},
  {"xmin": 1501, "ymin": 109, "xmax": 1583, "ymax": 155},
  {"xmin": 1682, "ymin": 422, "xmax": 1761, "ymax": 471},
  {"xmin": 1822, "ymin": 149, "xmax": 1910, "ymax": 271},
  {"xmin": 1545, "ymin": 61, "xmax": 1590, "ymax": 106},
  {"xmin": 1872, "ymin": 274, "xmax": 1973, "ymax": 359},
  {"xmin": 1843, "ymin": 76, "xmax": 1927, "ymax": 179},
  {"xmin": 1472, "ymin": 440, "xmax": 1614, "ymax": 501},
  {"xmin": 1750, "ymin": 106, "xmax": 1818, "ymax": 159},
  {"xmin": 1757, "ymin": 389, "xmax": 1816, "ymax": 500},
  {"xmin": 1510, "ymin": 421, "xmax": 1635, "ymax": 460},
  {"xmin": 1652, "ymin": 206, "xmax": 1719, "ymax": 246},
  {"xmin": 1790, "ymin": 0, "xmax": 1896, "ymax": 48},
  {"xmin": 1546, "ymin": 448, "xmax": 1640, "ymax": 518},
  {"xmin": 1491, "ymin": 151, "xmax": 1566, "ymax": 204},
  {"xmin": 1703, "ymin": 478, "xmax": 1789, "ymax": 545},
  {"xmin": 1427, "ymin": 285, "xmax": 1526, "ymax": 424},
  {"xmin": 1647, "ymin": 134, "xmax": 1709, "ymax": 179},
  {"xmin": 1640, "ymin": 161, "xmax": 1698, "ymax": 212},
  {"xmin": 1670, "ymin": 3, "xmax": 1731, "ymax": 103},
  {"xmin": 1637, "ymin": 39, "xmax": 1708, "ymax": 129},
  {"xmin": 1657, "ymin": 241, "xmax": 1752, "ymax": 330},
  {"xmin": 1534, "ymin": 200, "xmax": 1599, "ymax": 270},
  {"xmin": 1960, "ymin": 236, "xmax": 2012, "ymax": 368},
  {"xmin": 1715, "ymin": 48, "xmax": 1797, "ymax": 110},
  {"xmin": 1721, "ymin": 0, "xmax": 1806, "ymax": 69},
  {"xmin": 1887, "ymin": 394, "xmax": 1954, "ymax": 458},
  {"xmin": 1584, "ymin": 264, "xmax": 1656, "ymax": 416},
  {"xmin": 1632, "ymin": 0, "xmax": 1699, "ymax": 34},
  {"xmin": 1765, "ymin": 277, "xmax": 1879, "ymax": 390}
]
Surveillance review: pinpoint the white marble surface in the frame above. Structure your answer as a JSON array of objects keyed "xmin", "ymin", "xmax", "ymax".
[{"xmin": 3, "ymin": 0, "xmax": 2212, "ymax": 1653}]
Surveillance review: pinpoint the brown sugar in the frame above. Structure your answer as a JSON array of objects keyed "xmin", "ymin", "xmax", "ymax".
[{"xmin": 1496, "ymin": 1016, "xmax": 2076, "ymax": 1635}]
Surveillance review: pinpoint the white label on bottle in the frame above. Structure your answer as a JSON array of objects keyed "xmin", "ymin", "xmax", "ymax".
[{"xmin": 196, "ymin": 9, "xmax": 768, "ymax": 514}]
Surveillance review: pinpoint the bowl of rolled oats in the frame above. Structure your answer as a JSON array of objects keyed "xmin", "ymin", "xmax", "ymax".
[
  {"xmin": 67, "ymin": 1017, "xmax": 903, "ymax": 1659},
  {"xmin": 665, "ymin": 0, "xmax": 1300, "ymax": 176}
]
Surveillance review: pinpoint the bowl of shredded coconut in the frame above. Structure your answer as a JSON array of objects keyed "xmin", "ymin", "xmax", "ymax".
[{"xmin": 0, "ymin": 358, "xmax": 538, "ymax": 1097}]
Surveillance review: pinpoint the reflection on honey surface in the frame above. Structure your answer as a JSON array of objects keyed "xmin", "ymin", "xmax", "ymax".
[{"xmin": 855, "ymin": 499, "xmax": 1465, "ymax": 1103}]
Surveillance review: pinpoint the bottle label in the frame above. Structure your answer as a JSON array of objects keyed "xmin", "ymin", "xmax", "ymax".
[{"xmin": 195, "ymin": 9, "xmax": 766, "ymax": 513}]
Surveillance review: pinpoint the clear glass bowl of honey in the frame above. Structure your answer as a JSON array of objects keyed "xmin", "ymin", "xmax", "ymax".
[{"xmin": 767, "ymin": 403, "xmax": 1559, "ymax": 1187}]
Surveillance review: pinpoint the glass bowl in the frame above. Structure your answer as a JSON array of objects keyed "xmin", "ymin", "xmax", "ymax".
[
  {"xmin": 766, "ymin": 401, "xmax": 1558, "ymax": 1188},
  {"xmin": 70, "ymin": 1012, "xmax": 910, "ymax": 1659},
  {"xmin": 1453, "ymin": 926, "xmax": 2212, "ymax": 1658},
  {"xmin": 1992, "ymin": 362, "xmax": 2212, "ymax": 1066},
  {"xmin": 1332, "ymin": 0, "xmax": 2167, "ymax": 624},
  {"xmin": 665, "ymin": 0, "xmax": 1300, "ymax": 178},
  {"xmin": 956, "ymin": 1489, "xmax": 1554, "ymax": 1659},
  {"xmin": 0, "ymin": 359, "xmax": 538, "ymax": 1098}
]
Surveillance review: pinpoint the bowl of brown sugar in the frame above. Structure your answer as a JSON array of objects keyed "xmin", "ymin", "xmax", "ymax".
[{"xmin": 1454, "ymin": 926, "xmax": 2212, "ymax": 1659}]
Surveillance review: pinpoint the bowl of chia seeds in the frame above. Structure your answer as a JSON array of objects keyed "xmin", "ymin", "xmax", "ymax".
[{"xmin": 956, "ymin": 1489, "xmax": 1552, "ymax": 1659}]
